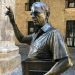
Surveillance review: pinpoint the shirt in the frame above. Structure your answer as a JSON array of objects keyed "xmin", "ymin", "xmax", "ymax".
[{"xmin": 27, "ymin": 23, "xmax": 68, "ymax": 60}]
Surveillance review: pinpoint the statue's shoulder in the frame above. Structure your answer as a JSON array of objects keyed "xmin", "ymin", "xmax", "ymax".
[
  {"xmin": 48, "ymin": 27, "xmax": 60, "ymax": 36},
  {"xmin": 48, "ymin": 27, "xmax": 56, "ymax": 32}
]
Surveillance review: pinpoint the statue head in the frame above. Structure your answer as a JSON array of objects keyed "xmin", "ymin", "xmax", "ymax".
[{"xmin": 31, "ymin": 2, "xmax": 50, "ymax": 25}]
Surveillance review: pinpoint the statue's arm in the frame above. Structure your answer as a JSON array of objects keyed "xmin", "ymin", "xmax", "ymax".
[
  {"xmin": 44, "ymin": 57, "xmax": 72, "ymax": 75},
  {"xmin": 11, "ymin": 22, "xmax": 32, "ymax": 44},
  {"xmin": 44, "ymin": 30, "xmax": 73, "ymax": 75},
  {"xmin": 6, "ymin": 7, "xmax": 32, "ymax": 44}
]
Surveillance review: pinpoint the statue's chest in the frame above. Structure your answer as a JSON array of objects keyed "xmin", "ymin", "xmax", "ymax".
[{"xmin": 31, "ymin": 32, "xmax": 50, "ymax": 50}]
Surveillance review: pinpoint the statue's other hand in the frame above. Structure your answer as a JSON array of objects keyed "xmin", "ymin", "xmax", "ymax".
[{"xmin": 6, "ymin": 7, "xmax": 15, "ymax": 23}]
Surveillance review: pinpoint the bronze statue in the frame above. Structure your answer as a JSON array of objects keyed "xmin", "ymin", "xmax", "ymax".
[{"xmin": 6, "ymin": 2, "xmax": 73, "ymax": 75}]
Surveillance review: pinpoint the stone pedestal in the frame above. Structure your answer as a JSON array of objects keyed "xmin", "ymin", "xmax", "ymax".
[
  {"xmin": 0, "ymin": 46, "xmax": 22, "ymax": 75},
  {"xmin": 0, "ymin": 0, "xmax": 22, "ymax": 75}
]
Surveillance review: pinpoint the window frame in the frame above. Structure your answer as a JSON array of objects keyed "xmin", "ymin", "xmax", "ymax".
[
  {"xmin": 66, "ymin": 20, "xmax": 75, "ymax": 47},
  {"xmin": 65, "ymin": 0, "xmax": 75, "ymax": 8},
  {"xmin": 25, "ymin": 0, "xmax": 40, "ymax": 11}
]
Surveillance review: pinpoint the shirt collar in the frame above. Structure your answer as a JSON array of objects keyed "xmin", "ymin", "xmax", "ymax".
[{"xmin": 41, "ymin": 23, "xmax": 52, "ymax": 32}]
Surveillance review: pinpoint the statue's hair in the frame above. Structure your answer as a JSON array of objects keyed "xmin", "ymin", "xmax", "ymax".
[{"xmin": 31, "ymin": 2, "xmax": 50, "ymax": 17}]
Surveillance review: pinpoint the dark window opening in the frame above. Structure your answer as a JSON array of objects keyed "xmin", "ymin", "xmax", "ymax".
[
  {"xmin": 65, "ymin": 20, "xmax": 75, "ymax": 47},
  {"xmin": 25, "ymin": 0, "xmax": 40, "ymax": 11},
  {"xmin": 65, "ymin": 0, "xmax": 75, "ymax": 8},
  {"xmin": 28, "ymin": 21, "xmax": 34, "ymax": 34},
  {"xmin": 28, "ymin": 21, "xmax": 41, "ymax": 34}
]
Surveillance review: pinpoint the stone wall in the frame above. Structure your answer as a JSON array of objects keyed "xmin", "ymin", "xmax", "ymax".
[
  {"xmin": 15, "ymin": 0, "xmax": 75, "ymax": 42},
  {"xmin": 15, "ymin": 0, "xmax": 65, "ymax": 44}
]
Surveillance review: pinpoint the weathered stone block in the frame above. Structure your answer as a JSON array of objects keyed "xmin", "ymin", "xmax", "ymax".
[{"xmin": 0, "ymin": 46, "xmax": 22, "ymax": 75}]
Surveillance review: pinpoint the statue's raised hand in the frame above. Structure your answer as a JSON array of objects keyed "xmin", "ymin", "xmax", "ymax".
[{"xmin": 6, "ymin": 7, "xmax": 15, "ymax": 24}]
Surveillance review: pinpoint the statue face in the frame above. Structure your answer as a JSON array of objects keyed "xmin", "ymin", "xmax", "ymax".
[
  {"xmin": 31, "ymin": 11, "xmax": 46, "ymax": 25},
  {"xmin": 31, "ymin": 2, "xmax": 50, "ymax": 26},
  {"xmin": 31, "ymin": 4, "xmax": 46, "ymax": 25}
]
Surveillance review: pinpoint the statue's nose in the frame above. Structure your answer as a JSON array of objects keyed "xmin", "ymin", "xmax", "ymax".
[{"xmin": 31, "ymin": 13, "xmax": 35, "ymax": 18}]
